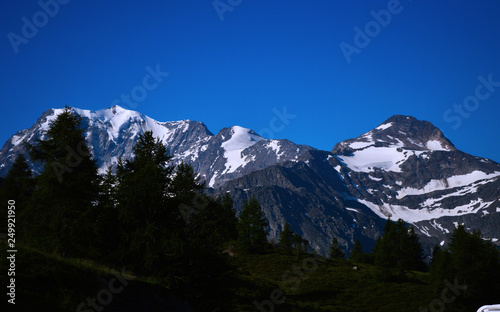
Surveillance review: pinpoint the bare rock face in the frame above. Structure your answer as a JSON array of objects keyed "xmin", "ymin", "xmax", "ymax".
[
  {"xmin": 332, "ymin": 115, "xmax": 456, "ymax": 155},
  {"xmin": 2, "ymin": 109, "xmax": 499, "ymax": 256},
  {"xmin": 0, "ymin": 106, "xmax": 312, "ymax": 188},
  {"xmin": 217, "ymin": 115, "xmax": 500, "ymax": 255}
]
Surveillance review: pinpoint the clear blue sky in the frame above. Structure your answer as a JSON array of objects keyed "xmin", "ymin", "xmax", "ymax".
[{"xmin": 1, "ymin": 1, "xmax": 500, "ymax": 161}]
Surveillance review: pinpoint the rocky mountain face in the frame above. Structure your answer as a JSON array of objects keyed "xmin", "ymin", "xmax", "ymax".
[
  {"xmin": 216, "ymin": 115, "xmax": 500, "ymax": 255},
  {"xmin": 0, "ymin": 106, "xmax": 312, "ymax": 188},
  {"xmin": 332, "ymin": 116, "xmax": 500, "ymax": 251},
  {"xmin": 1, "ymin": 107, "xmax": 499, "ymax": 256},
  {"xmin": 215, "ymin": 149, "xmax": 387, "ymax": 254}
]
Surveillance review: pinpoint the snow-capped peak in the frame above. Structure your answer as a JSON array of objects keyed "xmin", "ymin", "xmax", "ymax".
[
  {"xmin": 374, "ymin": 115, "xmax": 455, "ymax": 151},
  {"xmin": 333, "ymin": 115, "xmax": 456, "ymax": 155},
  {"xmin": 332, "ymin": 115, "xmax": 459, "ymax": 173},
  {"xmin": 76, "ymin": 105, "xmax": 142, "ymax": 126},
  {"xmin": 220, "ymin": 126, "xmax": 265, "ymax": 174},
  {"xmin": 2, "ymin": 105, "xmax": 312, "ymax": 190},
  {"xmin": 221, "ymin": 126, "xmax": 264, "ymax": 151}
]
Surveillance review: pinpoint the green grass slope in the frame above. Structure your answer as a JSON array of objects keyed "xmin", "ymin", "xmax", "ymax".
[{"xmin": 1, "ymin": 243, "xmax": 470, "ymax": 311}]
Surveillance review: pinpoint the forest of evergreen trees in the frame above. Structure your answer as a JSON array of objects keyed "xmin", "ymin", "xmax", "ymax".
[
  {"xmin": 0, "ymin": 107, "xmax": 274, "ymax": 306},
  {"xmin": 1, "ymin": 107, "xmax": 499, "ymax": 309}
]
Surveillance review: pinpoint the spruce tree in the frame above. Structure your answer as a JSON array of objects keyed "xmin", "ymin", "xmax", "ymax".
[
  {"xmin": 445, "ymin": 225, "xmax": 500, "ymax": 303},
  {"xmin": 373, "ymin": 219, "xmax": 425, "ymax": 277},
  {"xmin": 24, "ymin": 106, "xmax": 99, "ymax": 257},
  {"xmin": 429, "ymin": 244, "xmax": 454, "ymax": 292},
  {"xmin": 429, "ymin": 244, "xmax": 442, "ymax": 269},
  {"xmin": 171, "ymin": 162, "xmax": 205, "ymax": 226},
  {"xmin": 0, "ymin": 154, "xmax": 34, "ymax": 232},
  {"xmin": 191, "ymin": 195, "xmax": 238, "ymax": 251},
  {"xmin": 219, "ymin": 192, "xmax": 238, "ymax": 242},
  {"xmin": 279, "ymin": 221, "xmax": 294, "ymax": 251},
  {"xmin": 208, "ymin": 193, "xmax": 239, "ymax": 247},
  {"xmin": 171, "ymin": 162, "xmax": 204, "ymax": 204},
  {"xmin": 349, "ymin": 238, "xmax": 364, "ymax": 262},
  {"xmin": 237, "ymin": 196, "xmax": 268, "ymax": 253},
  {"xmin": 169, "ymin": 172, "xmax": 237, "ymax": 307},
  {"xmin": 292, "ymin": 233, "xmax": 309, "ymax": 254},
  {"xmin": 115, "ymin": 131, "xmax": 174, "ymax": 272},
  {"xmin": 95, "ymin": 168, "xmax": 120, "ymax": 262},
  {"xmin": 329, "ymin": 237, "xmax": 345, "ymax": 259},
  {"xmin": 402, "ymin": 224, "xmax": 425, "ymax": 271}
]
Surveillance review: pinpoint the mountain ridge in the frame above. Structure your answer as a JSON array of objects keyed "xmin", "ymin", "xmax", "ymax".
[
  {"xmin": 332, "ymin": 114, "xmax": 456, "ymax": 156},
  {"xmin": 1, "ymin": 106, "xmax": 499, "ymax": 255},
  {"xmin": 0, "ymin": 105, "xmax": 313, "ymax": 188}
]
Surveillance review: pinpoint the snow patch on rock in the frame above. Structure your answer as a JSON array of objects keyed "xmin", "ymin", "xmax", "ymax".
[{"xmin": 221, "ymin": 126, "xmax": 264, "ymax": 174}]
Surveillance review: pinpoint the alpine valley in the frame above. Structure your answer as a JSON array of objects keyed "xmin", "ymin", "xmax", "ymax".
[{"xmin": 2, "ymin": 106, "xmax": 499, "ymax": 256}]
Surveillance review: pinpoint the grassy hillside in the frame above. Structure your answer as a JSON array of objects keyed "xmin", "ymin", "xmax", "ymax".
[
  {"xmin": 228, "ymin": 252, "xmax": 467, "ymax": 312},
  {"xmin": 1, "ymin": 242, "xmax": 471, "ymax": 311}
]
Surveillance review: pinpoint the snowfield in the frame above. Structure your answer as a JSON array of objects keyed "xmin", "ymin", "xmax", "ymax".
[
  {"xmin": 220, "ymin": 126, "xmax": 264, "ymax": 175},
  {"xmin": 397, "ymin": 171, "xmax": 500, "ymax": 199}
]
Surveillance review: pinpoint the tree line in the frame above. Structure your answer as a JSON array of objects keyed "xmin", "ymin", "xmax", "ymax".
[
  {"xmin": 327, "ymin": 218, "xmax": 500, "ymax": 305},
  {"xmin": 0, "ymin": 107, "xmax": 498, "ymax": 307},
  {"xmin": 0, "ymin": 107, "xmax": 272, "ymax": 306}
]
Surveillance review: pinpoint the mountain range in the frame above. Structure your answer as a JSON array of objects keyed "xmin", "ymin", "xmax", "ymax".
[{"xmin": 1, "ymin": 105, "xmax": 499, "ymax": 256}]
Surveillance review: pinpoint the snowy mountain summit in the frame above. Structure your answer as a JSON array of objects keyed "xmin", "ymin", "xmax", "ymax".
[
  {"xmin": 325, "ymin": 115, "xmax": 500, "ymax": 250},
  {"xmin": 333, "ymin": 115, "xmax": 455, "ymax": 155},
  {"xmin": 216, "ymin": 114, "xmax": 500, "ymax": 254},
  {"xmin": 0, "ymin": 105, "xmax": 311, "ymax": 188},
  {"xmin": 1, "ymin": 108, "xmax": 499, "ymax": 255}
]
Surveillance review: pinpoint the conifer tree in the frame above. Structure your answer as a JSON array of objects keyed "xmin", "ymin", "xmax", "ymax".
[
  {"xmin": 0, "ymin": 154, "xmax": 34, "ymax": 232},
  {"xmin": 171, "ymin": 162, "xmax": 205, "ymax": 226},
  {"xmin": 402, "ymin": 225, "xmax": 425, "ymax": 271},
  {"xmin": 349, "ymin": 238, "xmax": 364, "ymax": 262},
  {"xmin": 169, "ymin": 170, "xmax": 237, "ymax": 306},
  {"xmin": 292, "ymin": 233, "xmax": 309, "ymax": 254},
  {"xmin": 329, "ymin": 237, "xmax": 345, "ymax": 259},
  {"xmin": 210, "ymin": 193, "xmax": 239, "ymax": 246},
  {"xmin": 279, "ymin": 221, "xmax": 294, "ymax": 250},
  {"xmin": 171, "ymin": 162, "xmax": 205, "ymax": 206},
  {"xmin": 187, "ymin": 194, "xmax": 238, "ymax": 253},
  {"xmin": 429, "ymin": 244, "xmax": 442, "ymax": 269},
  {"xmin": 115, "ymin": 131, "xmax": 174, "ymax": 272},
  {"xmin": 0, "ymin": 154, "xmax": 33, "ymax": 201},
  {"xmin": 219, "ymin": 192, "xmax": 238, "ymax": 241},
  {"xmin": 24, "ymin": 107, "xmax": 99, "ymax": 257},
  {"xmin": 95, "ymin": 168, "xmax": 120, "ymax": 262},
  {"xmin": 443, "ymin": 224, "xmax": 500, "ymax": 302},
  {"xmin": 373, "ymin": 219, "xmax": 425, "ymax": 277},
  {"xmin": 237, "ymin": 196, "xmax": 268, "ymax": 253}
]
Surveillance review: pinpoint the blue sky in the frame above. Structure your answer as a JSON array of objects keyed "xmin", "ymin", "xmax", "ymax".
[{"xmin": 1, "ymin": 1, "xmax": 500, "ymax": 161}]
